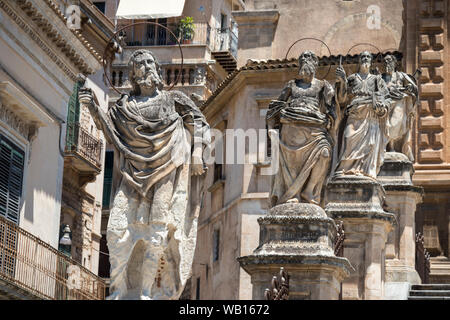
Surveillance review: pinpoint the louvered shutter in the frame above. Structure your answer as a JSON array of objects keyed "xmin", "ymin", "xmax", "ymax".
[
  {"xmin": 0, "ymin": 134, "xmax": 23, "ymax": 278},
  {"xmin": 66, "ymin": 82, "xmax": 81, "ymax": 150},
  {"xmin": 0, "ymin": 135, "xmax": 24, "ymax": 224}
]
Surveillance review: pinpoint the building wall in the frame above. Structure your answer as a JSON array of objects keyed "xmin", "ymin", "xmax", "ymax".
[
  {"xmin": 234, "ymin": 0, "xmax": 404, "ymax": 66},
  {"xmin": 0, "ymin": 2, "xmax": 72, "ymax": 248}
]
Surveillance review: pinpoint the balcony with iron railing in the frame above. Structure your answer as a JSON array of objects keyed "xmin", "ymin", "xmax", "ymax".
[
  {"xmin": 114, "ymin": 20, "xmax": 238, "ymax": 73},
  {"xmin": 116, "ymin": 21, "xmax": 211, "ymax": 47},
  {"xmin": 64, "ymin": 122, "xmax": 103, "ymax": 175},
  {"xmin": 0, "ymin": 215, "xmax": 106, "ymax": 300},
  {"xmin": 210, "ymin": 27, "xmax": 238, "ymax": 73}
]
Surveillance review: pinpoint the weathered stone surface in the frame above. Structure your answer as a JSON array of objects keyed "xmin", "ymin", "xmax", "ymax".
[
  {"xmin": 333, "ymin": 51, "xmax": 390, "ymax": 180},
  {"xmin": 238, "ymin": 203, "xmax": 352, "ymax": 300},
  {"xmin": 325, "ymin": 175, "xmax": 394, "ymax": 300},
  {"xmin": 382, "ymin": 54, "xmax": 418, "ymax": 162},
  {"xmin": 325, "ymin": 176, "xmax": 395, "ymax": 222},
  {"xmin": 381, "ymin": 157, "xmax": 423, "ymax": 299},
  {"xmin": 80, "ymin": 49, "xmax": 210, "ymax": 300},
  {"xmin": 266, "ymin": 51, "xmax": 335, "ymax": 206}
]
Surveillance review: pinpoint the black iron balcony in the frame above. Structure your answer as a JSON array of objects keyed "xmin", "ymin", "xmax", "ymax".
[
  {"xmin": 65, "ymin": 122, "xmax": 102, "ymax": 173},
  {"xmin": 211, "ymin": 27, "xmax": 238, "ymax": 73},
  {"xmin": 116, "ymin": 21, "xmax": 211, "ymax": 47}
]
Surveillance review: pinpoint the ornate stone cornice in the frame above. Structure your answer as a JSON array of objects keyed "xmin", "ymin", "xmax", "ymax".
[
  {"xmin": 0, "ymin": 101, "xmax": 31, "ymax": 140},
  {"xmin": 0, "ymin": 0, "xmax": 102, "ymax": 78},
  {"xmin": 40, "ymin": 0, "xmax": 104, "ymax": 63},
  {"xmin": 0, "ymin": 0, "xmax": 78, "ymax": 81}
]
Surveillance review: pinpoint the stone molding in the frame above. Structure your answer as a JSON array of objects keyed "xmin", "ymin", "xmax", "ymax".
[
  {"xmin": 0, "ymin": 103, "xmax": 30, "ymax": 141},
  {"xmin": 416, "ymin": 0, "xmax": 446, "ymax": 164},
  {"xmin": 0, "ymin": 81, "xmax": 51, "ymax": 143},
  {"xmin": 232, "ymin": 10, "xmax": 280, "ymax": 26},
  {"xmin": 0, "ymin": 0, "xmax": 102, "ymax": 80}
]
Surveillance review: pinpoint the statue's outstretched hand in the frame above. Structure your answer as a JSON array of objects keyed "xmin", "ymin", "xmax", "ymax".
[
  {"xmin": 191, "ymin": 155, "xmax": 205, "ymax": 176},
  {"xmin": 78, "ymin": 87, "xmax": 94, "ymax": 106},
  {"xmin": 336, "ymin": 66, "xmax": 346, "ymax": 83},
  {"xmin": 78, "ymin": 87, "xmax": 103, "ymax": 131}
]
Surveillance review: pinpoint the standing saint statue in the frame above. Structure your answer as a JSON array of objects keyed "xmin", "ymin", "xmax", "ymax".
[
  {"xmin": 266, "ymin": 50, "xmax": 336, "ymax": 206},
  {"xmin": 382, "ymin": 54, "xmax": 418, "ymax": 161},
  {"xmin": 78, "ymin": 49, "xmax": 210, "ymax": 300},
  {"xmin": 333, "ymin": 51, "xmax": 390, "ymax": 180}
]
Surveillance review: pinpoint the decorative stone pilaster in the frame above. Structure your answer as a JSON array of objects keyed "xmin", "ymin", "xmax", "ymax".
[
  {"xmin": 378, "ymin": 152, "xmax": 423, "ymax": 299},
  {"xmin": 238, "ymin": 203, "xmax": 352, "ymax": 300},
  {"xmin": 325, "ymin": 176, "xmax": 395, "ymax": 300}
]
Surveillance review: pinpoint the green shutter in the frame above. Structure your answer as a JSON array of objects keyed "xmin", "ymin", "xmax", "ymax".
[
  {"xmin": 0, "ymin": 134, "xmax": 22, "ymax": 277},
  {"xmin": 0, "ymin": 135, "xmax": 24, "ymax": 224},
  {"xmin": 66, "ymin": 81, "xmax": 81, "ymax": 150},
  {"xmin": 102, "ymin": 151, "xmax": 114, "ymax": 208}
]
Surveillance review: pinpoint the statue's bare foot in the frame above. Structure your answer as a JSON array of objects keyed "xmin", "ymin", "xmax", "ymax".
[{"xmin": 286, "ymin": 198, "xmax": 299, "ymax": 204}]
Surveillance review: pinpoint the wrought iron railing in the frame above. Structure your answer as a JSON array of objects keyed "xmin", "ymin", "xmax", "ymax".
[
  {"xmin": 0, "ymin": 215, "xmax": 106, "ymax": 299},
  {"xmin": 211, "ymin": 27, "xmax": 238, "ymax": 59},
  {"xmin": 264, "ymin": 267, "xmax": 289, "ymax": 300},
  {"xmin": 415, "ymin": 232, "xmax": 431, "ymax": 284},
  {"xmin": 65, "ymin": 122, "xmax": 103, "ymax": 168},
  {"xmin": 334, "ymin": 221, "xmax": 345, "ymax": 257},
  {"xmin": 115, "ymin": 20, "xmax": 238, "ymax": 60},
  {"xmin": 116, "ymin": 21, "xmax": 212, "ymax": 47}
]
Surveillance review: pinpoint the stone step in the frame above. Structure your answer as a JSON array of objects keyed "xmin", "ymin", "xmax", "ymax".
[
  {"xmin": 409, "ymin": 290, "xmax": 450, "ymax": 296},
  {"xmin": 411, "ymin": 284, "xmax": 450, "ymax": 291},
  {"xmin": 408, "ymin": 295, "xmax": 450, "ymax": 300}
]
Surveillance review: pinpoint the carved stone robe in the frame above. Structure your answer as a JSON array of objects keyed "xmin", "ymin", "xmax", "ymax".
[
  {"xmin": 266, "ymin": 78, "xmax": 335, "ymax": 206},
  {"xmin": 383, "ymin": 71, "xmax": 418, "ymax": 160},
  {"xmin": 333, "ymin": 73, "xmax": 389, "ymax": 179},
  {"xmin": 90, "ymin": 90, "xmax": 210, "ymax": 299}
]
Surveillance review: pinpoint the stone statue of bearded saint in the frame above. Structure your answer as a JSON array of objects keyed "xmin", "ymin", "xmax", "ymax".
[
  {"xmin": 78, "ymin": 49, "xmax": 210, "ymax": 300},
  {"xmin": 382, "ymin": 54, "xmax": 418, "ymax": 161},
  {"xmin": 266, "ymin": 50, "xmax": 336, "ymax": 207},
  {"xmin": 333, "ymin": 51, "xmax": 390, "ymax": 180}
]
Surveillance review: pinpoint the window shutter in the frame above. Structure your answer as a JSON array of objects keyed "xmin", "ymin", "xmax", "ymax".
[
  {"xmin": 0, "ymin": 135, "xmax": 25, "ymax": 224},
  {"xmin": 66, "ymin": 82, "xmax": 81, "ymax": 150}
]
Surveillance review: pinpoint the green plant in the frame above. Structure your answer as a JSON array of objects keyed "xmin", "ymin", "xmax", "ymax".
[{"xmin": 177, "ymin": 16, "xmax": 195, "ymax": 41}]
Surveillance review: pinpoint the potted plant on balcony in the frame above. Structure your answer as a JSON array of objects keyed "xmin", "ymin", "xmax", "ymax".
[{"xmin": 176, "ymin": 16, "xmax": 195, "ymax": 44}]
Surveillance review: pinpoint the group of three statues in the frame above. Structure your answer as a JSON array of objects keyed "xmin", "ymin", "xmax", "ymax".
[
  {"xmin": 79, "ymin": 48, "xmax": 417, "ymax": 300},
  {"xmin": 267, "ymin": 50, "xmax": 418, "ymax": 208}
]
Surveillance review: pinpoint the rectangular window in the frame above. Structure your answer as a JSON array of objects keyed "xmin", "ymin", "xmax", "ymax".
[
  {"xmin": 102, "ymin": 151, "xmax": 114, "ymax": 209},
  {"xmin": 220, "ymin": 13, "xmax": 227, "ymax": 30},
  {"xmin": 93, "ymin": 1, "xmax": 106, "ymax": 14},
  {"xmin": 213, "ymin": 229, "xmax": 220, "ymax": 261},
  {"xmin": 0, "ymin": 134, "xmax": 25, "ymax": 224},
  {"xmin": 213, "ymin": 163, "xmax": 223, "ymax": 183}
]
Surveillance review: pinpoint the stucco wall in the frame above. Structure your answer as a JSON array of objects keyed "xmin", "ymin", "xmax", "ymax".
[
  {"xmin": 235, "ymin": 0, "xmax": 403, "ymax": 66},
  {"xmin": 0, "ymin": 9, "xmax": 70, "ymax": 248}
]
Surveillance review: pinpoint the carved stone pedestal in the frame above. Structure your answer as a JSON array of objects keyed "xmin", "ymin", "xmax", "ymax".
[
  {"xmin": 325, "ymin": 176, "xmax": 395, "ymax": 300},
  {"xmin": 238, "ymin": 203, "xmax": 352, "ymax": 300},
  {"xmin": 378, "ymin": 153, "xmax": 423, "ymax": 299}
]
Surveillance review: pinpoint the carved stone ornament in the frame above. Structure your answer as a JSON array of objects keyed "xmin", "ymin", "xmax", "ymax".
[{"xmin": 0, "ymin": 100, "xmax": 30, "ymax": 139}]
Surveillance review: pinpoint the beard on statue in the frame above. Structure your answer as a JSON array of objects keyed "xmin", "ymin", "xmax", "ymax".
[{"xmin": 298, "ymin": 61, "xmax": 316, "ymax": 78}]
